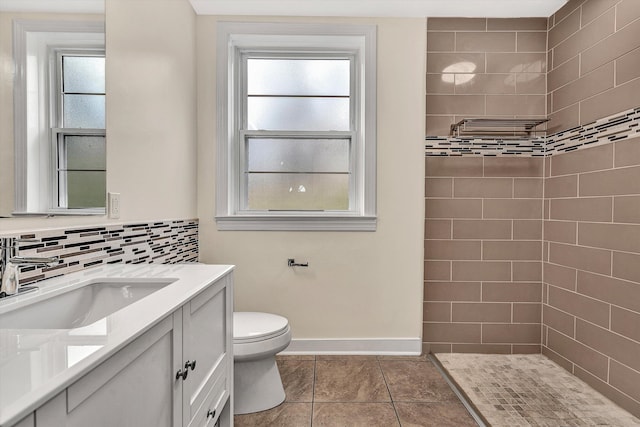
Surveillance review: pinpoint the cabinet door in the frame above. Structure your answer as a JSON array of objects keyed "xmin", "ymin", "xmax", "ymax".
[
  {"xmin": 61, "ymin": 314, "xmax": 183, "ymax": 427},
  {"xmin": 182, "ymin": 274, "xmax": 230, "ymax": 426}
]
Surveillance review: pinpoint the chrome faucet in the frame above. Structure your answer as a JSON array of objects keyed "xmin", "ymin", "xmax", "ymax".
[{"xmin": 0, "ymin": 238, "xmax": 59, "ymax": 298}]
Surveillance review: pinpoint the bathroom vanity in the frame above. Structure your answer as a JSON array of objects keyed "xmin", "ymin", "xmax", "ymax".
[{"xmin": 0, "ymin": 264, "xmax": 234, "ymax": 427}]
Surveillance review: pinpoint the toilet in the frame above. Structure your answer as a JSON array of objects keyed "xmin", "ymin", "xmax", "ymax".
[{"xmin": 233, "ymin": 312, "xmax": 291, "ymax": 415}]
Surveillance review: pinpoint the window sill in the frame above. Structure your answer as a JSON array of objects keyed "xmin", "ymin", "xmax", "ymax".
[{"xmin": 215, "ymin": 215, "xmax": 377, "ymax": 231}]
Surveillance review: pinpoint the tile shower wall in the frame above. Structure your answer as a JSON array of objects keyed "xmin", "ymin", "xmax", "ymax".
[
  {"xmin": 423, "ymin": 156, "xmax": 544, "ymax": 354},
  {"xmin": 1, "ymin": 219, "xmax": 198, "ymax": 286},
  {"xmin": 548, "ymin": 0, "xmax": 640, "ymax": 133},
  {"xmin": 426, "ymin": 17, "xmax": 547, "ymax": 137},
  {"xmin": 542, "ymin": 136, "xmax": 640, "ymax": 416}
]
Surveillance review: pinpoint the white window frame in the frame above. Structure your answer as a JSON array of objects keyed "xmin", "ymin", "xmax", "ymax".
[
  {"xmin": 12, "ymin": 19, "xmax": 105, "ymax": 215},
  {"xmin": 216, "ymin": 22, "xmax": 377, "ymax": 231}
]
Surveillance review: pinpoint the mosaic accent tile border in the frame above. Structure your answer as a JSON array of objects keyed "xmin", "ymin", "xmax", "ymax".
[
  {"xmin": 426, "ymin": 107, "xmax": 640, "ymax": 157},
  {"xmin": 436, "ymin": 353, "xmax": 640, "ymax": 427},
  {"xmin": 2, "ymin": 219, "xmax": 198, "ymax": 286}
]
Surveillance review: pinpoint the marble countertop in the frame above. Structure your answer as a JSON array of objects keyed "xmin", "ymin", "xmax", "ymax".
[{"xmin": 0, "ymin": 263, "xmax": 234, "ymax": 427}]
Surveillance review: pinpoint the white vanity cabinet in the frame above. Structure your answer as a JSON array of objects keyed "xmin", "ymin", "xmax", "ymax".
[{"xmin": 30, "ymin": 271, "xmax": 233, "ymax": 427}]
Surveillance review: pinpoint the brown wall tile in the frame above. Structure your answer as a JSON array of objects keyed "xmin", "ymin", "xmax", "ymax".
[
  {"xmin": 428, "ymin": 18, "xmax": 486, "ymax": 31},
  {"xmin": 452, "ymin": 219, "xmax": 511, "ymax": 240},
  {"xmin": 513, "ymin": 303, "xmax": 542, "ymax": 323},
  {"xmin": 548, "ymin": 56, "xmax": 579, "ymax": 92},
  {"xmin": 451, "ymin": 302, "xmax": 512, "ymax": 322},
  {"xmin": 513, "ymin": 220, "xmax": 542, "ymax": 240},
  {"xmin": 553, "ymin": 9, "xmax": 615, "ymax": 66},
  {"xmin": 454, "ymin": 74, "xmax": 515, "ymax": 95},
  {"xmin": 550, "ymin": 144, "xmax": 613, "ymax": 176},
  {"xmin": 482, "ymin": 323, "xmax": 541, "ymax": 344},
  {"xmin": 549, "ymin": 8, "xmax": 581, "ymax": 48},
  {"xmin": 426, "ymin": 157, "xmax": 483, "ymax": 177},
  {"xmin": 610, "ymin": 360, "xmax": 640, "ymax": 404},
  {"xmin": 453, "ymin": 178, "xmax": 513, "ymax": 198},
  {"xmin": 515, "ymin": 73, "xmax": 546, "ymax": 94},
  {"xmin": 548, "ymin": 242, "xmax": 611, "ymax": 275},
  {"xmin": 579, "ymin": 166, "xmax": 640, "ymax": 196},
  {"xmin": 578, "ymin": 222, "xmax": 640, "ymax": 253},
  {"xmin": 484, "ymin": 199, "xmax": 543, "ymax": 219},
  {"xmin": 548, "ymin": 286, "xmax": 610, "ymax": 328},
  {"xmin": 426, "ymin": 74, "xmax": 455, "ymax": 94},
  {"xmin": 423, "ymin": 322, "xmax": 481, "ymax": 343},
  {"xmin": 615, "ymin": 137, "xmax": 640, "ymax": 168},
  {"xmin": 425, "ymin": 177, "xmax": 453, "ymax": 197},
  {"xmin": 553, "ymin": 0, "xmax": 587, "ymax": 25},
  {"xmin": 487, "ymin": 18, "xmax": 547, "ymax": 31},
  {"xmin": 452, "ymin": 261, "xmax": 511, "ymax": 281},
  {"xmin": 425, "ymin": 240, "xmax": 481, "ymax": 260},
  {"xmin": 616, "ymin": 0, "xmax": 640, "ymax": 29},
  {"xmin": 483, "ymin": 240, "xmax": 542, "ymax": 260},
  {"xmin": 544, "ymin": 220, "xmax": 577, "ymax": 244},
  {"xmin": 544, "ymin": 262, "xmax": 577, "ymax": 290},
  {"xmin": 549, "ymin": 197, "xmax": 612, "ymax": 222},
  {"xmin": 616, "ymin": 47, "xmax": 640, "ymax": 85},
  {"xmin": 486, "ymin": 52, "xmax": 547, "ymax": 73},
  {"xmin": 456, "ymin": 32, "xmax": 516, "ymax": 52},
  {"xmin": 423, "ymin": 302, "xmax": 451, "ymax": 322},
  {"xmin": 576, "ymin": 319, "xmax": 640, "ymax": 371},
  {"xmin": 581, "ymin": 15, "xmax": 640, "ymax": 75},
  {"xmin": 542, "ymin": 345, "xmax": 576, "ymax": 373},
  {"xmin": 427, "ymin": 52, "xmax": 486, "ymax": 73},
  {"xmin": 513, "ymin": 261, "xmax": 542, "ymax": 281},
  {"xmin": 575, "ymin": 365, "xmax": 640, "ymax": 417},
  {"xmin": 424, "ymin": 260, "xmax": 451, "ymax": 281},
  {"xmin": 426, "ymin": 115, "xmax": 455, "ymax": 136},
  {"xmin": 426, "ymin": 31, "xmax": 455, "ymax": 52},
  {"xmin": 451, "ymin": 343, "xmax": 512, "ymax": 354},
  {"xmin": 613, "ymin": 251, "xmax": 640, "ymax": 282},
  {"xmin": 484, "ymin": 157, "xmax": 544, "ymax": 177},
  {"xmin": 611, "ymin": 306, "xmax": 640, "ymax": 343},
  {"xmin": 517, "ymin": 32, "xmax": 547, "ymax": 52},
  {"xmin": 425, "ymin": 219, "xmax": 452, "ymax": 239},
  {"xmin": 581, "ymin": 0, "xmax": 620, "ymax": 25},
  {"xmin": 424, "ymin": 281, "xmax": 481, "ymax": 302},
  {"xmin": 577, "ymin": 270, "xmax": 640, "ymax": 312},
  {"xmin": 547, "ymin": 104, "xmax": 580, "ymax": 134},
  {"xmin": 552, "ymin": 62, "xmax": 614, "ymax": 111},
  {"xmin": 514, "ymin": 178, "xmax": 543, "ymax": 198},
  {"xmin": 547, "ymin": 328, "xmax": 609, "ymax": 380},
  {"xmin": 543, "ymin": 304, "xmax": 575, "ymax": 337},
  {"xmin": 581, "ymin": 76, "xmax": 640, "ymax": 125},
  {"xmin": 614, "ymin": 196, "xmax": 640, "ymax": 223},
  {"xmin": 486, "ymin": 94, "xmax": 546, "ymax": 116},
  {"xmin": 482, "ymin": 282, "xmax": 542, "ymax": 302},
  {"xmin": 544, "ymin": 174, "xmax": 578, "ymax": 198},
  {"xmin": 425, "ymin": 199, "xmax": 483, "ymax": 219},
  {"xmin": 427, "ymin": 94, "xmax": 485, "ymax": 115}
]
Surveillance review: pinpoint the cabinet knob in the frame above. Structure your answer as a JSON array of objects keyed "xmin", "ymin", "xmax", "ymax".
[
  {"xmin": 185, "ymin": 360, "xmax": 197, "ymax": 371},
  {"xmin": 175, "ymin": 368, "xmax": 188, "ymax": 381},
  {"xmin": 207, "ymin": 409, "xmax": 216, "ymax": 419}
]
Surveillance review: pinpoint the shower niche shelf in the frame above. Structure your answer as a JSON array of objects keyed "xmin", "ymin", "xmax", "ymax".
[{"xmin": 450, "ymin": 118, "xmax": 548, "ymax": 139}]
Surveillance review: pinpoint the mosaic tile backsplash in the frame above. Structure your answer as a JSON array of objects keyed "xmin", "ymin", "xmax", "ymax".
[
  {"xmin": 426, "ymin": 107, "xmax": 640, "ymax": 157},
  {"xmin": 3, "ymin": 219, "xmax": 198, "ymax": 286}
]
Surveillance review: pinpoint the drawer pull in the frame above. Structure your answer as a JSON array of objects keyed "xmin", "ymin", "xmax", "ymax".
[
  {"xmin": 207, "ymin": 409, "xmax": 216, "ymax": 419},
  {"xmin": 175, "ymin": 368, "xmax": 188, "ymax": 381},
  {"xmin": 185, "ymin": 360, "xmax": 197, "ymax": 371}
]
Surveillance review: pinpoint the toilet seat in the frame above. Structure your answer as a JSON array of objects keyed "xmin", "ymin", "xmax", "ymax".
[{"xmin": 234, "ymin": 312, "xmax": 289, "ymax": 343}]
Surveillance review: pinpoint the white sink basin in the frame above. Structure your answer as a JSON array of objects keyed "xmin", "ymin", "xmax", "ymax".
[{"xmin": 0, "ymin": 279, "xmax": 175, "ymax": 329}]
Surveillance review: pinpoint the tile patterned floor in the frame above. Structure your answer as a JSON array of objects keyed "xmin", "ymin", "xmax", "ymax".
[
  {"xmin": 436, "ymin": 353, "xmax": 640, "ymax": 427},
  {"xmin": 234, "ymin": 355, "xmax": 477, "ymax": 427}
]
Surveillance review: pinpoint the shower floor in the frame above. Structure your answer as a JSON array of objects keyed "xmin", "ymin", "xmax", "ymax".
[{"xmin": 435, "ymin": 353, "xmax": 640, "ymax": 427}]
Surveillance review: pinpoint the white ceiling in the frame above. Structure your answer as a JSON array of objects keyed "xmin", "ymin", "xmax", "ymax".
[
  {"xmin": 189, "ymin": 0, "xmax": 569, "ymax": 18},
  {"xmin": 0, "ymin": 0, "xmax": 568, "ymax": 18}
]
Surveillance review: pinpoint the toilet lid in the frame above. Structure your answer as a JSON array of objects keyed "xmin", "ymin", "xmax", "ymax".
[{"xmin": 233, "ymin": 312, "xmax": 289, "ymax": 343}]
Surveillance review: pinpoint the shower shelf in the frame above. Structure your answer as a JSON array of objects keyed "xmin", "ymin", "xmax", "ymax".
[{"xmin": 450, "ymin": 118, "xmax": 548, "ymax": 139}]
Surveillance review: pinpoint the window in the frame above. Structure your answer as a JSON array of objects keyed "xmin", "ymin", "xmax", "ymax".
[
  {"xmin": 216, "ymin": 23, "xmax": 377, "ymax": 231},
  {"xmin": 13, "ymin": 20, "xmax": 105, "ymax": 215}
]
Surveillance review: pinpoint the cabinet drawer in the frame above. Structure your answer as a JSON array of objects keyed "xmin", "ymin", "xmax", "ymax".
[{"xmin": 189, "ymin": 371, "xmax": 228, "ymax": 427}]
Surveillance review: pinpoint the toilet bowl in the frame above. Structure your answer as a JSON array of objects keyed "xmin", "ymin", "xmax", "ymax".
[{"xmin": 233, "ymin": 311, "xmax": 291, "ymax": 415}]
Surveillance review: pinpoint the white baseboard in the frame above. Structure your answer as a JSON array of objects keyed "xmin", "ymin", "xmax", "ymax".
[{"xmin": 281, "ymin": 338, "xmax": 422, "ymax": 355}]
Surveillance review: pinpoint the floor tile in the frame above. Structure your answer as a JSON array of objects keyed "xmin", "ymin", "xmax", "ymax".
[
  {"xmin": 234, "ymin": 402, "xmax": 312, "ymax": 427},
  {"xmin": 312, "ymin": 402, "xmax": 400, "ymax": 426},
  {"xmin": 380, "ymin": 360, "xmax": 458, "ymax": 402},
  {"xmin": 395, "ymin": 402, "xmax": 477, "ymax": 427},
  {"xmin": 314, "ymin": 359, "xmax": 391, "ymax": 402},
  {"xmin": 277, "ymin": 359, "xmax": 314, "ymax": 402}
]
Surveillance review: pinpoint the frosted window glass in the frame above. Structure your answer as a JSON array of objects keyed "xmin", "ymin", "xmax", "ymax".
[
  {"xmin": 247, "ymin": 59, "xmax": 349, "ymax": 96},
  {"xmin": 63, "ymin": 94, "xmax": 105, "ymax": 128},
  {"xmin": 247, "ymin": 173, "xmax": 349, "ymax": 211},
  {"xmin": 63, "ymin": 171, "xmax": 106, "ymax": 208},
  {"xmin": 64, "ymin": 135, "xmax": 106, "ymax": 170},
  {"xmin": 63, "ymin": 56, "xmax": 105, "ymax": 94},
  {"xmin": 247, "ymin": 138, "xmax": 349, "ymax": 173},
  {"xmin": 248, "ymin": 97, "xmax": 349, "ymax": 131}
]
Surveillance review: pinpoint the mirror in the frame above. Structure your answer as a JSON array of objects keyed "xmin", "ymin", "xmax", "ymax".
[{"xmin": 0, "ymin": 1, "xmax": 105, "ymax": 217}]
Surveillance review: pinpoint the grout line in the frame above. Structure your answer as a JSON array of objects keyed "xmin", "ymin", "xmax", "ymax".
[{"xmin": 377, "ymin": 358, "xmax": 402, "ymax": 426}]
